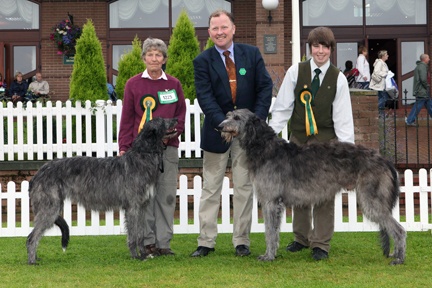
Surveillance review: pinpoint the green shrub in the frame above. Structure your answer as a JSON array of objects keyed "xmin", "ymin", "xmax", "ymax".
[
  {"xmin": 204, "ymin": 37, "xmax": 214, "ymax": 50},
  {"xmin": 69, "ymin": 19, "xmax": 107, "ymax": 103},
  {"xmin": 166, "ymin": 9, "xmax": 200, "ymax": 102},
  {"xmin": 115, "ymin": 35, "xmax": 146, "ymax": 100}
]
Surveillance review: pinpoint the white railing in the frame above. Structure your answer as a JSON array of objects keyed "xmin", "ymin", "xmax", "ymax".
[
  {"xmin": 0, "ymin": 99, "xmax": 288, "ymax": 161},
  {"xmin": 1, "ymin": 169, "xmax": 431, "ymax": 237}
]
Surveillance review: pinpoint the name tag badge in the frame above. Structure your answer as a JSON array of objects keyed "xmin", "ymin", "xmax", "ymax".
[
  {"xmin": 158, "ymin": 89, "xmax": 178, "ymax": 104},
  {"xmin": 0, "ymin": 87, "xmax": 5, "ymax": 93}
]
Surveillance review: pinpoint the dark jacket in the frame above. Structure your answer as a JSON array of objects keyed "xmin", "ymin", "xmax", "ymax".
[
  {"xmin": 413, "ymin": 60, "xmax": 430, "ymax": 98},
  {"xmin": 9, "ymin": 80, "xmax": 29, "ymax": 98},
  {"xmin": 193, "ymin": 43, "xmax": 273, "ymax": 153}
]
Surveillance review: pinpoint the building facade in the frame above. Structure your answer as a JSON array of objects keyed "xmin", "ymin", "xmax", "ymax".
[{"xmin": 0, "ymin": 0, "xmax": 430, "ymax": 104}]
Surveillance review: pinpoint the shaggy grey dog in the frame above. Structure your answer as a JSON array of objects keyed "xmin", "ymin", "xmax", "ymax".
[
  {"xmin": 26, "ymin": 117, "xmax": 178, "ymax": 265},
  {"xmin": 218, "ymin": 109, "xmax": 406, "ymax": 265}
]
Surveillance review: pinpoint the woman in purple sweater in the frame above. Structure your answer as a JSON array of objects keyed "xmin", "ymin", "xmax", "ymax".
[{"xmin": 118, "ymin": 37, "xmax": 186, "ymax": 256}]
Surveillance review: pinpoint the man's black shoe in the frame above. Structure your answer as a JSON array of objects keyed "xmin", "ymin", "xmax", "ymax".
[
  {"xmin": 285, "ymin": 241, "xmax": 308, "ymax": 252},
  {"xmin": 190, "ymin": 246, "xmax": 215, "ymax": 257},
  {"xmin": 235, "ymin": 245, "xmax": 251, "ymax": 256},
  {"xmin": 312, "ymin": 247, "xmax": 328, "ymax": 261}
]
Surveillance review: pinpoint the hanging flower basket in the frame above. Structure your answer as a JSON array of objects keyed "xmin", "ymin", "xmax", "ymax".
[{"xmin": 50, "ymin": 19, "xmax": 82, "ymax": 55}]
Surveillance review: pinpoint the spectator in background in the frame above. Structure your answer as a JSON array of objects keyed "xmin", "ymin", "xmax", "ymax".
[
  {"xmin": 343, "ymin": 60, "xmax": 358, "ymax": 88},
  {"xmin": 107, "ymin": 81, "xmax": 116, "ymax": 102},
  {"xmin": 0, "ymin": 73, "xmax": 6, "ymax": 96},
  {"xmin": 356, "ymin": 46, "xmax": 370, "ymax": 89},
  {"xmin": 28, "ymin": 72, "xmax": 49, "ymax": 102},
  {"xmin": 406, "ymin": 54, "xmax": 432, "ymax": 127},
  {"xmin": 369, "ymin": 50, "xmax": 389, "ymax": 113},
  {"xmin": 9, "ymin": 72, "xmax": 28, "ymax": 105}
]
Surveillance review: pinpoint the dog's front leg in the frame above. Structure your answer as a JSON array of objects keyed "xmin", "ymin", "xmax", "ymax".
[
  {"xmin": 257, "ymin": 199, "xmax": 284, "ymax": 262},
  {"xmin": 136, "ymin": 205, "xmax": 150, "ymax": 260}
]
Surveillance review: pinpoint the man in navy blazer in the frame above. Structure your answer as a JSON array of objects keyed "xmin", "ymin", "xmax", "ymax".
[{"xmin": 191, "ymin": 9, "xmax": 272, "ymax": 258}]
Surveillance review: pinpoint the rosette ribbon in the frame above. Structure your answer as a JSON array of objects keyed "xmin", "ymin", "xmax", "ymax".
[
  {"xmin": 298, "ymin": 89, "xmax": 318, "ymax": 136},
  {"xmin": 138, "ymin": 95, "xmax": 158, "ymax": 133}
]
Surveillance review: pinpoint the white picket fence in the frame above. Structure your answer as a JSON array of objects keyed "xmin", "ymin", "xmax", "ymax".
[
  {"xmin": 1, "ymin": 169, "xmax": 431, "ymax": 237},
  {"xmin": 0, "ymin": 99, "xmax": 288, "ymax": 161}
]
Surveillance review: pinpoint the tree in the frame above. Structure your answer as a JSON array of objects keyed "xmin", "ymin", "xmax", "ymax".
[
  {"xmin": 204, "ymin": 37, "xmax": 214, "ymax": 50},
  {"xmin": 115, "ymin": 35, "xmax": 146, "ymax": 100},
  {"xmin": 69, "ymin": 19, "xmax": 107, "ymax": 103},
  {"xmin": 166, "ymin": 9, "xmax": 200, "ymax": 101}
]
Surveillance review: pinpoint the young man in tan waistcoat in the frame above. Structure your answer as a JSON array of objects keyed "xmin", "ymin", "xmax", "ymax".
[{"xmin": 269, "ymin": 27, "xmax": 354, "ymax": 260}]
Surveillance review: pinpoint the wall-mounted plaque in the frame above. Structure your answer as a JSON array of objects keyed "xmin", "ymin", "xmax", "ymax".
[{"xmin": 264, "ymin": 34, "xmax": 277, "ymax": 54}]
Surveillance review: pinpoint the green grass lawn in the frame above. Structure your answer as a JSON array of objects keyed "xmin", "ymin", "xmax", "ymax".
[{"xmin": 0, "ymin": 231, "xmax": 431, "ymax": 287}]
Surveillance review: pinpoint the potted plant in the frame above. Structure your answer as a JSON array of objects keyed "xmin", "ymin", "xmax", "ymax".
[{"xmin": 50, "ymin": 19, "xmax": 82, "ymax": 55}]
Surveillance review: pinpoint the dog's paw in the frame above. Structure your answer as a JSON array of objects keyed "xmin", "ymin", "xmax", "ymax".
[
  {"xmin": 139, "ymin": 253, "xmax": 154, "ymax": 261},
  {"xmin": 257, "ymin": 254, "xmax": 275, "ymax": 262},
  {"xmin": 389, "ymin": 258, "xmax": 404, "ymax": 265}
]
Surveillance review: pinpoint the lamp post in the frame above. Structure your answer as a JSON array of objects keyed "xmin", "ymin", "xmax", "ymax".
[{"xmin": 262, "ymin": 0, "xmax": 279, "ymax": 26}]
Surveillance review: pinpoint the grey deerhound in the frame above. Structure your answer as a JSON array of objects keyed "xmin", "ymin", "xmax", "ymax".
[
  {"xmin": 26, "ymin": 117, "xmax": 178, "ymax": 265},
  {"xmin": 218, "ymin": 109, "xmax": 406, "ymax": 265}
]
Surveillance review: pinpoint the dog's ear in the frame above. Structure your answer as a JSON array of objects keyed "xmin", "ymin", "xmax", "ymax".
[{"xmin": 243, "ymin": 118, "xmax": 257, "ymax": 144}]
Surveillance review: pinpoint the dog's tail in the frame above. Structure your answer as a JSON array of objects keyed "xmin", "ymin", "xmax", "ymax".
[{"xmin": 55, "ymin": 216, "xmax": 70, "ymax": 252}]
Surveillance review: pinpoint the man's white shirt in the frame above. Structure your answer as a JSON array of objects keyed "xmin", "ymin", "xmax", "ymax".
[{"xmin": 269, "ymin": 59, "xmax": 355, "ymax": 144}]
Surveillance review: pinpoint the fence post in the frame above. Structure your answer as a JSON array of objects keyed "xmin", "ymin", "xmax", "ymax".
[{"xmin": 95, "ymin": 100, "xmax": 106, "ymax": 158}]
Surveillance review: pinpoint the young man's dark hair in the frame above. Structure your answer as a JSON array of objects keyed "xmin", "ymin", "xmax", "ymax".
[{"xmin": 307, "ymin": 26, "xmax": 336, "ymax": 53}]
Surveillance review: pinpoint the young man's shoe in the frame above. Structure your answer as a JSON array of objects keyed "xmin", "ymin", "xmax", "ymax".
[
  {"xmin": 190, "ymin": 246, "xmax": 215, "ymax": 257},
  {"xmin": 144, "ymin": 244, "xmax": 160, "ymax": 257},
  {"xmin": 158, "ymin": 248, "xmax": 175, "ymax": 256},
  {"xmin": 285, "ymin": 241, "xmax": 308, "ymax": 252}
]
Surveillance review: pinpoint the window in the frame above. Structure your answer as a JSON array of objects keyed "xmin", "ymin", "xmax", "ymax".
[
  {"xmin": 337, "ymin": 43, "xmax": 358, "ymax": 73},
  {"xmin": 172, "ymin": 0, "xmax": 231, "ymax": 27},
  {"xmin": 13, "ymin": 46, "xmax": 36, "ymax": 75},
  {"xmin": 0, "ymin": 0, "xmax": 39, "ymax": 30},
  {"xmin": 302, "ymin": 0, "xmax": 363, "ymax": 26},
  {"xmin": 112, "ymin": 45, "xmax": 133, "ymax": 71},
  {"xmin": 366, "ymin": 0, "xmax": 427, "ymax": 26},
  {"xmin": 401, "ymin": 42, "xmax": 424, "ymax": 75},
  {"xmin": 109, "ymin": 0, "xmax": 231, "ymax": 28}
]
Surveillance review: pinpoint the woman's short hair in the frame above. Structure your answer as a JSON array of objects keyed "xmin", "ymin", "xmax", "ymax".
[
  {"xmin": 14, "ymin": 72, "xmax": 23, "ymax": 81},
  {"xmin": 141, "ymin": 37, "xmax": 168, "ymax": 59},
  {"xmin": 358, "ymin": 46, "xmax": 367, "ymax": 54},
  {"xmin": 378, "ymin": 50, "xmax": 388, "ymax": 59},
  {"xmin": 308, "ymin": 27, "xmax": 336, "ymax": 53}
]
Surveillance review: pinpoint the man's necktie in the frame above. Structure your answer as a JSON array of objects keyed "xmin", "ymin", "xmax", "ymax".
[
  {"xmin": 311, "ymin": 68, "xmax": 321, "ymax": 97},
  {"xmin": 223, "ymin": 51, "xmax": 237, "ymax": 104}
]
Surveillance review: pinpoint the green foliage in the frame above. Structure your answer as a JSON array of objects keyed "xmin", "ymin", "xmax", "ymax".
[
  {"xmin": 115, "ymin": 35, "xmax": 146, "ymax": 100},
  {"xmin": 166, "ymin": 9, "xmax": 200, "ymax": 101},
  {"xmin": 69, "ymin": 19, "xmax": 107, "ymax": 103},
  {"xmin": 204, "ymin": 37, "xmax": 215, "ymax": 50}
]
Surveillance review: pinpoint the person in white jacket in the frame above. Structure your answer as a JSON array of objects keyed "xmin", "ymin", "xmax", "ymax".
[
  {"xmin": 369, "ymin": 50, "xmax": 389, "ymax": 113},
  {"xmin": 355, "ymin": 46, "xmax": 370, "ymax": 89}
]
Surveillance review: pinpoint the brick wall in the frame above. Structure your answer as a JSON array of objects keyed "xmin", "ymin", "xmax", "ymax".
[
  {"xmin": 255, "ymin": 0, "xmax": 286, "ymax": 87},
  {"xmin": 351, "ymin": 89, "xmax": 380, "ymax": 150},
  {"xmin": 41, "ymin": 0, "xmax": 107, "ymax": 102},
  {"xmin": 232, "ymin": 0, "xmax": 257, "ymax": 46}
]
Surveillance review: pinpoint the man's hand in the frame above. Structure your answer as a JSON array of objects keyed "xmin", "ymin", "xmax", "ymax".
[{"xmin": 118, "ymin": 150, "xmax": 126, "ymax": 156}]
